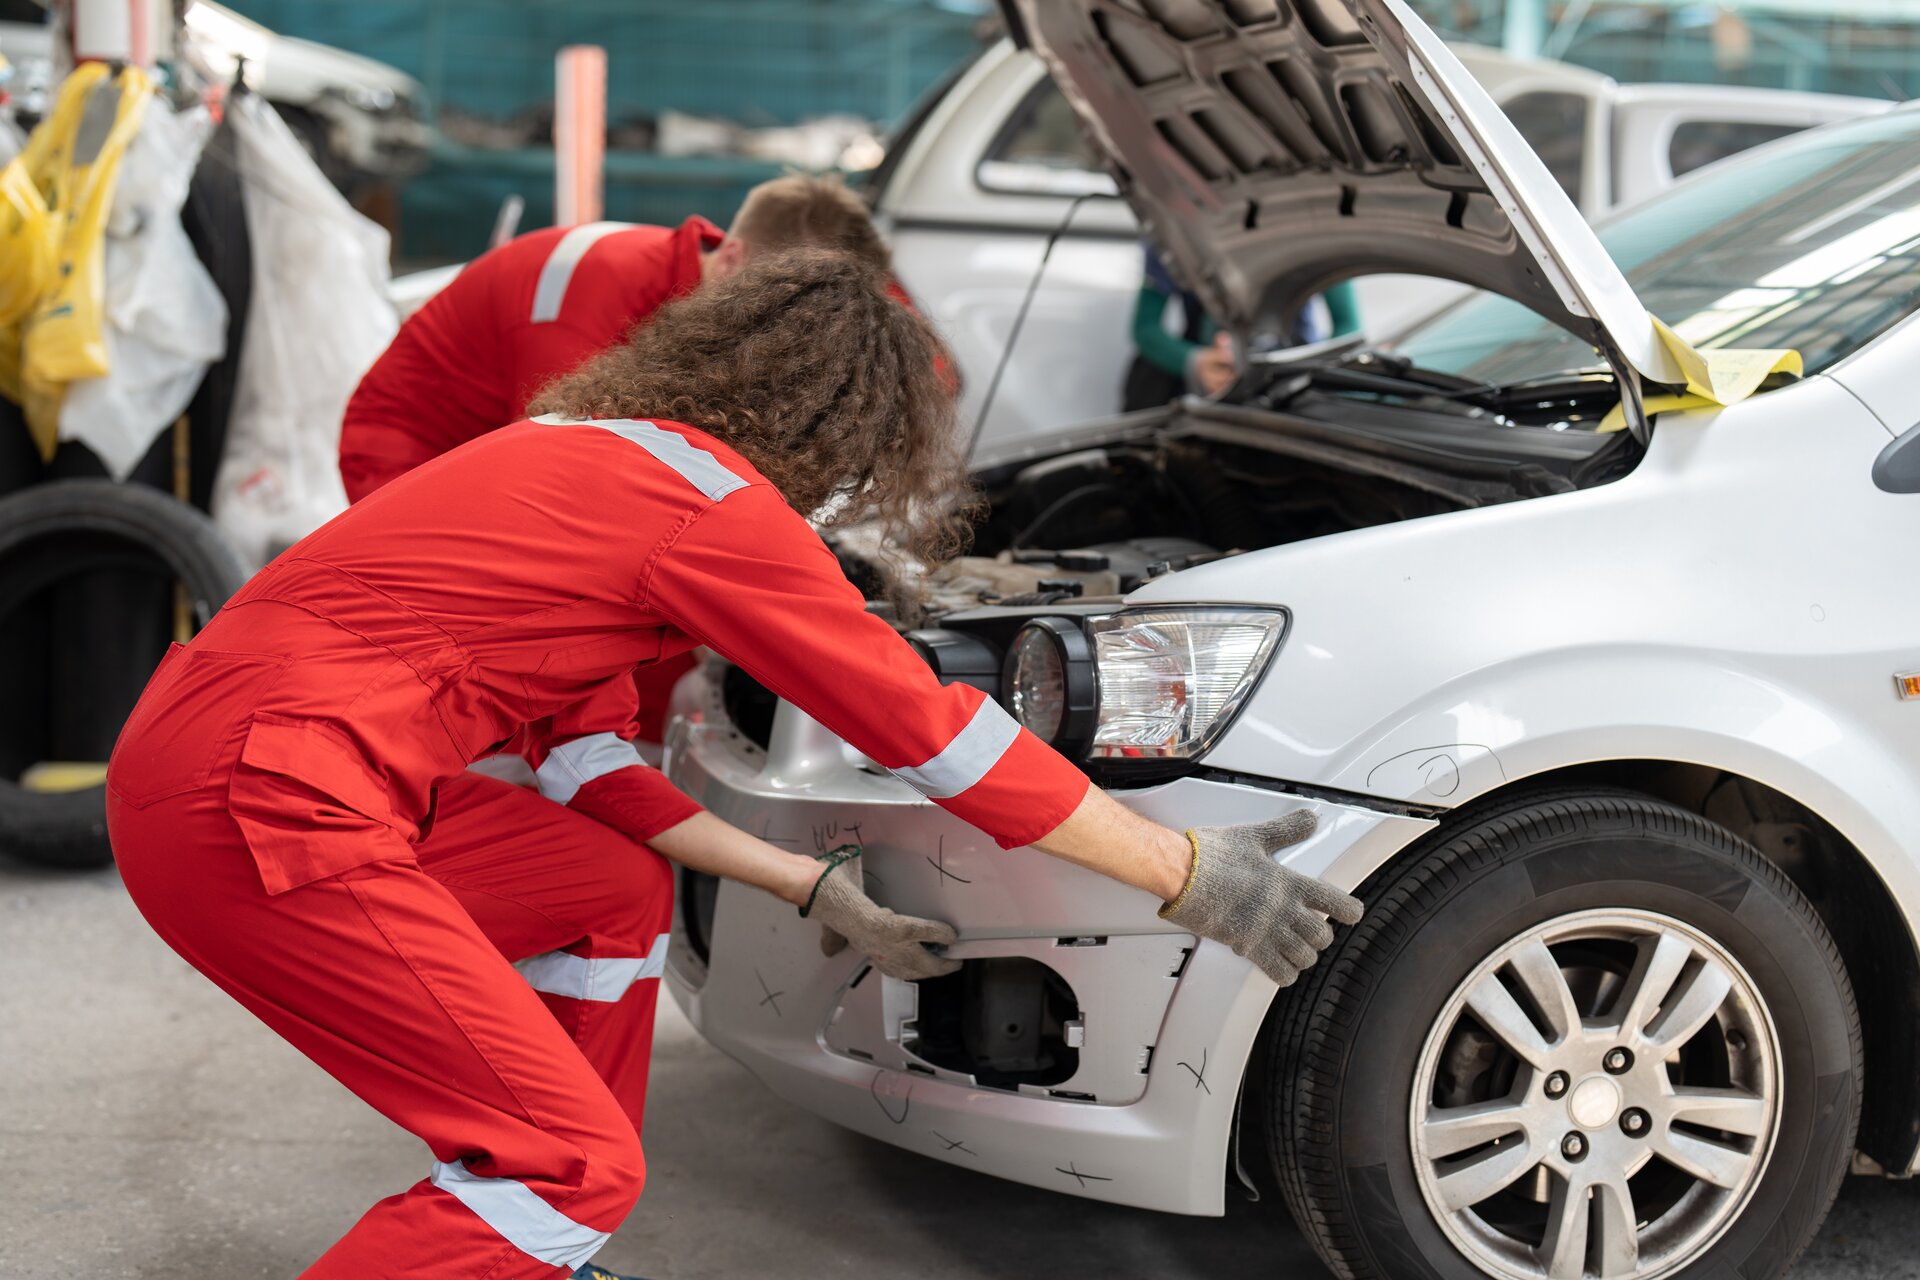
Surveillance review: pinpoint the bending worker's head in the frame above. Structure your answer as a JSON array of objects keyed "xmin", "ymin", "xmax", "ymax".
[
  {"xmin": 533, "ymin": 248, "xmax": 968, "ymax": 564},
  {"xmin": 702, "ymin": 174, "xmax": 891, "ymax": 283}
]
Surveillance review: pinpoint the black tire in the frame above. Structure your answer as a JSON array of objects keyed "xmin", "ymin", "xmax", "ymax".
[
  {"xmin": 0, "ymin": 480, "xmax": 250, "ymax": 868},
  {"xmin": 1263, "ymin": 789, "xmax": 1861, "ymax": 1280}
]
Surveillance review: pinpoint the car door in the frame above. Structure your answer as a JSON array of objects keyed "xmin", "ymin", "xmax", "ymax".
[{"xmin": 868, "ymin": 40, "xmax": 1142, "ymax": 466}]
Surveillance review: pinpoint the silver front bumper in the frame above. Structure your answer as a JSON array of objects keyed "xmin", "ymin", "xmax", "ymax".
[{"xmin": 661, "ymin": 666, "xmax": 1432, "ymax": 1215}]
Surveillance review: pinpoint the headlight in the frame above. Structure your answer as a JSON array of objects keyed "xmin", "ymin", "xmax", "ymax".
[
  {"xmin": 1003, "ymin": 617, "xmax": 1096, "ymax": 753},
  {"xmin": 343, "ymin": 83, "xmax": 399, "ymax": 113},
  {"xmin": 1090, "ymin": 608, "xmax": 1287, "ymax": 760}
]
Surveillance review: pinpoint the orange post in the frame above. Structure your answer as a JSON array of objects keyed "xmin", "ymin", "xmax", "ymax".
[{"xmin": 554, "ymin": 45, "xmax": 607, "ymax": 227}]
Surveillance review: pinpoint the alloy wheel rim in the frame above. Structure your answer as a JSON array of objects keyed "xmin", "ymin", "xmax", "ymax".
[{"xmin": 1408, "ymin": 908, "xmax": 1781, "ymax": 1280}]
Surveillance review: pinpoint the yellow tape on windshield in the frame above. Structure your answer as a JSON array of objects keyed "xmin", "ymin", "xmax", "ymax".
[{"xmin": 1598, "ymin": 316, "xmax": 1801, "ymax": 433}]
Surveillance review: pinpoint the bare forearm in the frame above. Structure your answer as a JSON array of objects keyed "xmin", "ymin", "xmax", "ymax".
[
  {"xmin": 1028, "ymin": 784, "xmax": 1191, "ymax": 902},
  {"xmin": 645, "ymin": 811, "xmax": 821, "ymax": 906}
]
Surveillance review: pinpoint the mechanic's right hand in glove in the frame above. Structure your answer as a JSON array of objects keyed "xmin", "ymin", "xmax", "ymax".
[
  {"xmin": 1158, "ymin": 812, "xmax": 1365, "ymax": 987},
  {"xmin": 803, "ymin": 848, "xmax": 961, "ymax": 981}
]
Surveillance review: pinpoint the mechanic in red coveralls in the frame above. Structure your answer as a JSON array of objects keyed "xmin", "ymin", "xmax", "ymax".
[
  {"xmin": 108, "ymin": 250, "xmax": 1359, "ymax": 1280},
  {"xmin": 341, "ymin": 174, "xmax": 908, "ymax": 750}
]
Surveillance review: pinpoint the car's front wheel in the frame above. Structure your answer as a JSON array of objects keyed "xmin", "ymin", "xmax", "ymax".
[{"xmin": 1263, "ymin": 790, "xmax": 1860, "ymax": 1280}]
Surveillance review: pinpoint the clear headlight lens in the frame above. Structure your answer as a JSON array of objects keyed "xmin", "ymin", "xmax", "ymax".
[
  {"xmin": 1090, "ymin": 608, "xmax": 1287, "ymax": 760},
  {"xmin": 1007, "ymin": 626, "xmax": 1066, "ymax": 741}
]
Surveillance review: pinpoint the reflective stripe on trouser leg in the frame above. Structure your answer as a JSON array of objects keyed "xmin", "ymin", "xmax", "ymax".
[
  {"xmin": 889, "ymin": 698, "xmax": 1021, "ymax": 799},
  {"xmin": 430, "ymin": 1158, "xmax": 610, "ymax": 1271},
  {"xmin": 535, "ymin": 732, "xmax": 647, "ymax": 805},
  {"xmin": 517, "ymin": 934, "xmax": 671, "ymax": 1002}
]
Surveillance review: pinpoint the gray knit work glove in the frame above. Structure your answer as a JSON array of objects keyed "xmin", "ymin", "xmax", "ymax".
[
  {"xmin": 803, "ymin": 849, "xmax": 961, "ymax": 981},
  {"xmin": 1158, "ymin": 812, "xmax": 1364, "ymax": 987}
]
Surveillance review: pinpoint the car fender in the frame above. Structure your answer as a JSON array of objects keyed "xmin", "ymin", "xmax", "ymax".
[
  {"xmin": 1134, "ymin": 375, "xmax": 1920, "ymax": 912},
  {"xmin": 1314, "ymin": 645, "xmax": 1920, "ymax": 913}
]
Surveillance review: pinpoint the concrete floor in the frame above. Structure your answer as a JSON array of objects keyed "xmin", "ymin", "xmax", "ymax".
[{"xmin": 5, "ymin": 857, "xmax": 1919, "ymax": 1280}]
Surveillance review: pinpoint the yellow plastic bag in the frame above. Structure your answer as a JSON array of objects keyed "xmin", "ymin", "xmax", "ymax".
[
  {"xmin": 0, "ymin": 155, "xmax": 53, "ymax": 328},
  {"xmin": 1, "ymin": 63, "xmax": 155, "ymax": 458}
]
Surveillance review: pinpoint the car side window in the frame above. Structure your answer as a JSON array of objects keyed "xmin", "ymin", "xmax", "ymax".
[
  {"xmin": 1499, "ymin": 90, "xmax": 1588, "ymax": 207},
  {"xmin": 977, "ymin": 81, "xmax": 1116, "ymax": 197},
  {"xmin": 1668, "ymin": 119, "xmax": 1804, "ymax": 179}
]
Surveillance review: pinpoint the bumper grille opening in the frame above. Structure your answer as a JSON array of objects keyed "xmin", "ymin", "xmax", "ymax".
[
  {"xmin": 681, "ymin": 868, "xmax": 722, "ymax": 965},
  {"xmin": 908, "ymin": 957, "xmax": 1080, "ymax": 1089},
  {"xmin": 720, "ymin": 664, "xmax": 777, "ymax": 750}
]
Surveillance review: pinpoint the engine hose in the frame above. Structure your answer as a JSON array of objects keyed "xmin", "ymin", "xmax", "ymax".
[
  {"xmin": 1160, "ymin": 445, "xmax": 1266, "ymax": 551},
  {"xmin": 1010, "ymin": 482, "xmax": 1128, "ymax": 550}
]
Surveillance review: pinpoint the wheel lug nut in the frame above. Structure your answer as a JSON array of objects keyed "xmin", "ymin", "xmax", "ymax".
[
  {"xmin": 1544, "ymin": 1070, "xmax": 1570, "ymax": 1098},
  {"xmin": 1604, "ymin": 1047, "xmax": 1633, "ymax": 1074},
  {"xmin": 1621, "ymin": 1108, "xmax": 1650, "ymax": 1137},
  {"xmin": 1562, "ymin": 1132, "xmax": 1587, "ymax": 1162}
]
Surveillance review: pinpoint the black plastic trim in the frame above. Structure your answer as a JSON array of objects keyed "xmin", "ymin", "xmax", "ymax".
[
  {"xmin": 1872, "ymin": 422, "xmax": 1920, "ymax": 493},
  {"xmin": 1004, "ymin": 616, "xmax": 1098, "ymax": 758},
  {"xmin": 1183, "ymin": 767, "xmax": 1449, "ymax": 820}
]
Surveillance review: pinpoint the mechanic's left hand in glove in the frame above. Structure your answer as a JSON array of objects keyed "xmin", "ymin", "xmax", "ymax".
[
  {"xmin": 1158, "ymin": 812, "xmax": 1365, "ymax": 987},
  {"xmin": 804, "ymin": 848, "xmax": 960, "ymax": 981}
]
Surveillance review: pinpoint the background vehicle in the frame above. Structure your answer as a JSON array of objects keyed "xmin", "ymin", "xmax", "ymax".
[
  {"xmin": 0, "ymin": 0, "xmax": 431, "ymax": 195},
  {"xmin": 868, "ymin": 36, "xmax": 1882, "ymax": 465},
  {"xmin": 665, "ymin": 4, "xmax": 1920, "ymax": 1278},
  {"xmin": 182, "ymin": 1, "xmax": 432, "ymax": 194}
]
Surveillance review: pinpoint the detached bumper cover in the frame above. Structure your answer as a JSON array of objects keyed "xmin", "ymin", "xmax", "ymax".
[{"xmin": 662, "ymin": 670, "xmax": 1432, "ymax": 1215}]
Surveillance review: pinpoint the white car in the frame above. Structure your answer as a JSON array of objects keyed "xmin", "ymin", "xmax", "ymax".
[
  {"xmin": 663, "ymin": 2, "xmax": 1920, "ymax": 1278},
  {"xmin": 872, "ymin": 34, "xmax": 1884, "ymax": 464}
]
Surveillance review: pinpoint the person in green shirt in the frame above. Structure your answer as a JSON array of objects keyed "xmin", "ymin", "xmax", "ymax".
[{"xmin": 1123, "ymin": 244, "xmax": 1360, "ymax": 412}]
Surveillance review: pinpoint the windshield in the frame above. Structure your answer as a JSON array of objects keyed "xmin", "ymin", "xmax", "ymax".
[{"xmin": 1393, "ymin": 109, "xmax": 1920, "ymax": 390}]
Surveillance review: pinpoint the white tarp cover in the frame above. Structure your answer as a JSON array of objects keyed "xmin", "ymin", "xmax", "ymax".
[
  {"xmin": 214, "ymin": 90, "xmax": 395, "ymax": 570},
  {"xmin": 58, "ymin": 98, "xmax": 227, "ymax": 479}
]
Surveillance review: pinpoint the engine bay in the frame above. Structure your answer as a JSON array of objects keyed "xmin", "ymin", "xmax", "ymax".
[{"xmin": 861, "ymin": 398, "xmax": 1636, "ymax": 621}]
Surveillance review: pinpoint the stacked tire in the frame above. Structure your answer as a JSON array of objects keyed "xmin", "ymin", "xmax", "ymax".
[{"xmin": 0, "ymin": 480, "xmax": 249, "ymax": 868}]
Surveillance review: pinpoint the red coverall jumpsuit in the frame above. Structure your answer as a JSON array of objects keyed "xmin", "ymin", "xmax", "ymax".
[
  {"xmin": 339, "ymin": 217, "xmax": 721, "ymax": 503},
  {"xmin": 106, "ymin": 416, "xmax": 1088, "ymax": 1278},
  {"xmin": 339, "ymin": 217, "xmax": 723, "ymax": 746}
]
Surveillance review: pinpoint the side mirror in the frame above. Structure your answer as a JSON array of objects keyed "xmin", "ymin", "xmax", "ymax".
[{"xmin": 1872, "ymin": 423, "xmax": 1920, "ymax": 494}]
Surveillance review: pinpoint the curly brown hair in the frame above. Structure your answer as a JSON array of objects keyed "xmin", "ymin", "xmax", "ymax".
[{"xmin": 531, "ymin": 248, "xmax": 974, "ymax": 570}]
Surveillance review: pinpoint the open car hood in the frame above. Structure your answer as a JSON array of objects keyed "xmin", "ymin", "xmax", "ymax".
[{"xmin": 1000, "ymin": 0, "xmax": 1688, "ymax": 392}]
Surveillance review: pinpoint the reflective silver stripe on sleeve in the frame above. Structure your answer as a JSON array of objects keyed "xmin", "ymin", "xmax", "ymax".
[
  {"xmin": 529, "ymin": 221, "xmax": 629, "ymax": 322},
  {"xmin": 530, "ymin": 414, "xmax": 750, "ymax": 502},
  {"xmin": 889, "ymin": 698, "xmax": 1023, "ymax": 800},
  {"xmin": 517, "ymin": 934, "xmax": 671, "ymax": 1002},
  {"xmin": 535, "ymin": 732, "xmax": 645, "ymax": 806},
  {"xmin": 429, "ymin": 1158, "xmax": 610, "ymax": 1270}
]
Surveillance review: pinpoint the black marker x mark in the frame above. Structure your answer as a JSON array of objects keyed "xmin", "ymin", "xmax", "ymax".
[
  {"xmin": 926, "ymin": 835, "xmax": 971, "ymax": 886},
  {"xmin": 1055, "ymin": 1162, "xmax": 1113, "ymax": 1187},
  {"xmin": 931, "ymin": 1130, "xmax": 977, "ymax": 1156},
  {"xmin": 754, "ymin": 969, "xmax": 784, "ymax": 1017},
  {"xmin": 1177, "ymin": 1048, "xmax": 1211, "ymax": 1095}
]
